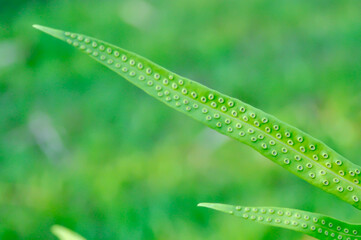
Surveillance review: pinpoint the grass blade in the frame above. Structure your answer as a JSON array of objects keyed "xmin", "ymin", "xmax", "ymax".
[
  {"xmin": 33, "ymin": 25, "xmax": 361, "ymax": 209},
  {"xmin": 198, "ymin": 203, "xmax": 361, "ymax": 240}
]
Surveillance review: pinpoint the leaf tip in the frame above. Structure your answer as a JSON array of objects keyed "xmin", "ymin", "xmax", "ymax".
[
  {"xmin": 197, "ymin": 202, "xmax": 212, "ymax": 208},
  {"xmin": 51, "ymin": 225, "xmax": 85, "ymax": 240},
  {"xmin": 32, "ymin": 24, "xmax": 66, "ymax": 40},
  {"xmin": 32, "ymin": 24, "xmax": 42, "ymax": 30},
  {"xmin": 198, "ymin": 202, "xmax": 234, "ymax": 214}
]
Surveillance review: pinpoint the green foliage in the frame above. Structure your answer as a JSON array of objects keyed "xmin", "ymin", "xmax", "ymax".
[
  {"xmin": 1, "ymin": 2, "xmax": 360, "ymax": 239},
  {"xmin": 198, "ymin": 203, "xmax": 361, "ymax": 240},
  {"xmin": 32, "ymin": 24, "xmax": 361, "ymax": 239},
  {"xmin": 33, "ymin": 24, "xmax": 361, "ymax": 209},
  {"xmin": 51, "ymin": 225, "xmax": 85, "ymax": 240}
]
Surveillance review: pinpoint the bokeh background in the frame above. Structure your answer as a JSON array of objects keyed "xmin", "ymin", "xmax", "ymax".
[{"xmin": 1, "ymin": 0, "xmax": 360, "ymax": 239}]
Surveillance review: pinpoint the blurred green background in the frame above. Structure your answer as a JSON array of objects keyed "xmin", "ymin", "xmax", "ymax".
[{"xmin": 1, "ymin": 0, "xmax": 360, "ymax": 239}]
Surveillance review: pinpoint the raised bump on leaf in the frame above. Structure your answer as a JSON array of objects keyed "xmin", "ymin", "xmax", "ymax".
[
  {"xmin": 198, "ymin": 203, "xmax": 361, "ymax": 240},
  {"xmin": 33, "ymin": 25, "xmax": 361, "ymax": 209}
]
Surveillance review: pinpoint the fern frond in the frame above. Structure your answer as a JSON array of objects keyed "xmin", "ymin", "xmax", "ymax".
[
  {"xmin": 198, "ymin": 203, "xmax": 361, "ymax": 240},
  {"xmin": 33, "ymin": 25, "xmax": 361, "ymax": 209}
]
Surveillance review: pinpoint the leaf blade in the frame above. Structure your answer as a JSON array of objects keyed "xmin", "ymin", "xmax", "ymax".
[
  {"xmin": 198, "ymin": 203, "xmax": 361, "ymax": 240},
  {"xmin": 33, "ymin": 25, "xmax": 361, "ymax": 209},
  {"xmin": 51, "ymin": 225, "xmax": 86, "ymax": 240}
]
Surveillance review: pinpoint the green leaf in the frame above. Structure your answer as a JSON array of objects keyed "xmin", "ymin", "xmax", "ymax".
[
  {"xmin": 198, "ymin": 203, "xmax": 361, "ymax": 240},
  {"xmin": 51, "ymin": 225, "xmax": 86, "ymax": 240},
  {"xmin": 33, "ymin": 25, "xmax": 361, "ymax": 209}
]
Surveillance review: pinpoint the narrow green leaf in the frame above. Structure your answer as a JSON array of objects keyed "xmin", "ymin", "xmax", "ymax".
[
  {"xmin": 198, "ymin": 203, "xmax": 361, "ymax": 240},
  {"xmin": 33, "ymin": 25, "xmax": 361, "ymax": 209},
  {"xmin": 51, "ymin": 225, "xmax": 86, "ymax": 240}
]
